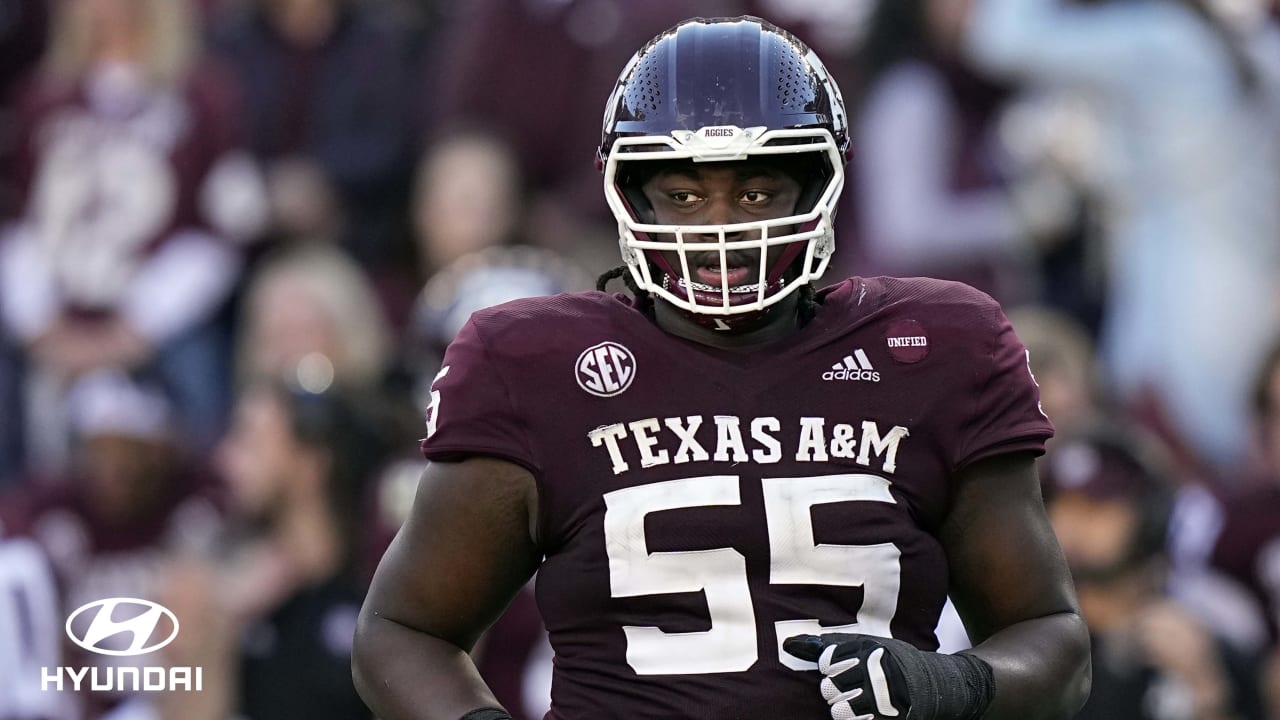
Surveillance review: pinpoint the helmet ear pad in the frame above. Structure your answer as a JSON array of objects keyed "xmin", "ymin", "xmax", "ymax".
[{"xmin": 616, "ymin": 163, "xmax": 659, "ymax": 225}]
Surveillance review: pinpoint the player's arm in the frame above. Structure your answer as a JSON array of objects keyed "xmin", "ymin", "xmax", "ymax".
[
  {"xmin": 941, "ymin": 450, "xmax": 1090, "ymax": 719},
  {"xmin": 352, "ymin": 456, "xmax": 541, "ymax": 720}
]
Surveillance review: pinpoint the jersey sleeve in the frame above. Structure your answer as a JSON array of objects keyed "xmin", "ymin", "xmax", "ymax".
[
  {"xmin": 419, "ymin": 315, "xmax": 539, "ymax": 472},
  {"xmin": 953, "ymin": 303, "xmax": 1054, "ymax": 470}
]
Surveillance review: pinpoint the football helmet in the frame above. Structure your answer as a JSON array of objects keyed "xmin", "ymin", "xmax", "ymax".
[{"xmin": 598, "ymin": 16, "xmax": 849, "ymax": 319}]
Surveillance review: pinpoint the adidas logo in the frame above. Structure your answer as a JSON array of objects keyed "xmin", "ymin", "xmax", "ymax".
[{"xmin": 822, "ymin": 349, "xmax": 881, "ymax": 382}]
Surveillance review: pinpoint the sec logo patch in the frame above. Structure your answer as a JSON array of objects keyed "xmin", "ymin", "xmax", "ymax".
[{"xmin": 576, "ymin": 342, "xmax": 636, "ymax": 397}]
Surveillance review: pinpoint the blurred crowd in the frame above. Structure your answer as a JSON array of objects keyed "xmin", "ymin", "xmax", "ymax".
[{"xmin": 1, "ymin": 0, "xmax": 1280, "ymax": 718}]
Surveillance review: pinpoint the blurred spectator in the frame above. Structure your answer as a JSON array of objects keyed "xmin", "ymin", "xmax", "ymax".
[
  {"xmin": 994, "ymin": 86, "xmax": 1111, "ymax": 335},
  {"xmin": 364, "ymin": 0, "xmax": 448, "ymax": 63},
  {"xmin": 0, "ymin": 537, "xmax": 75, "ymax": 720},
  {"xmin": 1245, "ymin": 338, "xmax": 1280, "ymax": 482},
  {"xmin": 1014, "ymin": 304, "xmax": 1268, "ymax": 664},
  {"xmin": 1042, "ymin": 427, "xmax": 1265, "ymax": 720},
  {"xmin": 164, "ymin": 380, "xmax": 379, "ymax": 720},
  {"xmin": 0, "ymin": 370, "xmax": 223, "ymax": 718},
  {"xmin": 0, "ymin": 0, "xmax": 47, "ymax": 211},
  {"xmin": 1206, "ymin": 338, "xmax": 1280, "ymax": 715},
  {"xmin": 406, "ymin": 128, "xmax": 590, "ymax": 360},
  {"xmin": 966, "ymin": 0, "xmax": 1280, "ymax": 471},
  {"xmin": 235, "ymin": 242, "xmax": 419, "ymax": 596},
  {"xmin": 0, "ymin": 0, "xmax": 45, "ymax": 90},
  {"xmin": 209, "ymin": 0, "xmax": 415, "ymax": 275},
  {"xmin": 236, "ymin": 244, "xmax": 393, "ymax": 393},
  {"xmin": 1009, "ymin": 306, "xmax": 1105, "ymax": 438},
  {"xmin": 0, "ymin": 339, "xmax": 21, "ymax": 489},
  {"xmin": 223, "ymin": 381, "xmax": 376, "ymax": 720},
  {"xmin": 0, "ymin": 370, "xmax": 223, "ymax": 601},
  {"xmin": 0, "ymin": 0, "xmax": 48, "ymax": 490},
  {"xmin": 412, "ymin": 130, "xmax": 525, "ymax": 279},
  {"xmin": 0, "ymin": 0, "xmax": 265, "ymax": 475},
  {"xmin": 848, "ymin": 0, "xmax": 1041, "ymax": 303},
  {"xmin": 406, "ymin": 129, "xmax": 591, "ymax": 399}
]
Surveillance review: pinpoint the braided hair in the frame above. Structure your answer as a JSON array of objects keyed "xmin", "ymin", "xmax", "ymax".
[
  {"xmin": 596, "ymin": 266, "xmax": 823, "ymax": 327},
  {"xmin": 596, "ymin": 266, "xmax": 655, "ymax": 319},
  {"xmin": 797, "ymin": 283, "xmax": 821, "ymax": 326}
]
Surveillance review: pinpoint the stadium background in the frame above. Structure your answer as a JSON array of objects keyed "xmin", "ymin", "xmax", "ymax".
[{"xmin": 1, "ymin": 0, "xmax": 1279, "ymax": 717}]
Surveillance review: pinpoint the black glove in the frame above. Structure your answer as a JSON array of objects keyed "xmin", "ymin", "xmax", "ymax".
[{"xmin": 783, "ymin": 633, "xmax": 994, "ymax": 720}]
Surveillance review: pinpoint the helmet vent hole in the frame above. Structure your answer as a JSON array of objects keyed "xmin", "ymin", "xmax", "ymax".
[
  {"xmin": 630, "ymin": 54, "xmax": 667, "ymax": 113},
  {"xmin": 773, "ymin": 42, "xmax": 810, "ymax": 110}
]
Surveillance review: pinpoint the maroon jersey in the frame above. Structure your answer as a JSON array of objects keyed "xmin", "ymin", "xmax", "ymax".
[{"xmin": 421, "ymin": 276, "xmax": 1052, "ymax": 719}]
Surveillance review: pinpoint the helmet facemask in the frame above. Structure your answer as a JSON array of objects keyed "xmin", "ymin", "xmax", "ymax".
[{"xmin": 604, "ymin": 126, "xmax": 844, "ymax": 319}]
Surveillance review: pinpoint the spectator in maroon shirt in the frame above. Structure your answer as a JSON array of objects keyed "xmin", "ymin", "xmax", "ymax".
[
  {"xmin": 0, "ymin": 0, "xmax": 264, "ymax": 473},
  {"xmin": 0, "ymin": 369, "xmax": 224, "ymax": 719}
]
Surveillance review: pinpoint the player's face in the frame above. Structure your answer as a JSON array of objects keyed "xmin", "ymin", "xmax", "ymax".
[{"xmin": 639, "ymin": 162, "xmax": 803, "ymax": 290}]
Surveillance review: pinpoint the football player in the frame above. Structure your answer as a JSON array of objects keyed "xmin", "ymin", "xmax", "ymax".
[{"xmin": 353, "ymin": 16, "xmax": 1090, "ymax": 720}]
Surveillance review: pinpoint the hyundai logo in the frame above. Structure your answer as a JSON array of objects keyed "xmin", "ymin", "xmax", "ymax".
[{"xmin": 65, "ymin": 598, "xmax": 180, "ymax": 657}]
